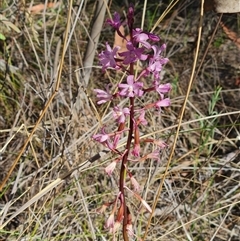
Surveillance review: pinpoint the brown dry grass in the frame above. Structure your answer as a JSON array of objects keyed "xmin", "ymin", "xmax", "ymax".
[{"xmin": 0, "ymin": 0, "xmax": 240, "ymax": 240}]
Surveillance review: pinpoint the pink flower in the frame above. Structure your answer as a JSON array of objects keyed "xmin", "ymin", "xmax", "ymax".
[
  {"xmin": 155, "ymin": 97, "xmax": 171, "ymax": 109},
  {"xmin": 92, "ymin": 128, "xmax": 116, "ymax": 150},
  {"xmin": 137, "ymin": 110, "xmax": 148, "ymax": 126},
  {"xmin": 132, "ymin": 124, "xmax": 140, "ymax": 156},
  {"xmin": 99, "ymin": 42, "xmax": 120, "ymax": 71},
  {"xmin": 105, "ymin": 161, "xmax": 117, "ymax": 176},
  {"xmin": 113, "ymin": 106, "xmax": 130, "ymax": 123},
  {"xmin": 94, "ymin": 85, "xmax": 112, "ymax": 104},
  {"xmin": 132, "ymin": 143, "xmax": 140, "ymax": 157},
  {"xmin": 106, "ymin": 12, "xmax": 121, "ymax": 29},
  {"xmin": 146, "ymin": 149, "xmax": 160, "ymax": 162},
  {"xmin": 127, "ymin": 4, "xmax": 134, "ymax": 26},
  {"xmin": 118, "ymin": 75, "xmax": 144, "ymax": 97},
  {"xmin": 113, "ymin": 129, "xmax": 129, "ymax": 149},
  {"xmin": 92, "ymin": 129, "xmax": 109, "ymax": 143},
  {"xmin": 153, "ymin": 139, "xmax": 168, "ymax": 149},
  {"xmin": 105, "ymin": 213, "xmax": 115, "ymax": 228},
  {"xmin": 113, "ymin": 133, "xmax": 121, "ymax": 149},
  {"xmin": 155, "ymin": 83, "xmax": 171, "ymax": 95},
  {"xmin": 133, "ymin": 28, "xmax": 151, "ymax": 49},
  {"xmin": 119, "ymin": 41, "xmax": 148, "ymax": 64},
  {"xmin": 148, "ymin": 32, "xmax": 160, "ymax": 42},
  {"xmin": 144, "ymin": 138, "xmax": 168, "ymax": 149},
  {"xmin": 148, "ymin": 44, "xmax": 168, "ymax": 76}
]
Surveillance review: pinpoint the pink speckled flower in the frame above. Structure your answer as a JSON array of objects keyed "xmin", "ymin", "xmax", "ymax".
[
  {"xmin": 113, "ymin": 106, "xmax": 130, "ymax": 123},
  {"xmin": 118, "ymin": 75, "xmax": 144, "ymax": 97},
  {"xmin": 119, "ymin": 41, "xmax": 148, "ymax": 65},
  {"xmin": 105, "ymin": 161, "xmax": 117, "ymax": 176},
  {"xmin": 99, "ymin": 42, "xmax": 120, "ymax": 71}
]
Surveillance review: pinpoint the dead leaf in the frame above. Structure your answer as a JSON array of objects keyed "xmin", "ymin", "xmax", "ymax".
[
  {"xmin": 114, "ymin": 25, "xmax": 130, "ymax": 54},
  {"xmin": 221, "ymin": 22, "xmax": 240, "ymax": 49},
  {"xmin": 29, "ymin": 2, "xmax": 58, "ymax": 14}
]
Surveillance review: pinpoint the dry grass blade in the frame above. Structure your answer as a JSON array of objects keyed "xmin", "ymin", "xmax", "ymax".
[
  {"xmin": 0, "ymin": 0, "xmax": 73, "ymax": 191},
  {"xmin": 157, "ymin": 199, "xmax": 240, "ymax": 240},
  {"xmin": 143, "ymin": 1, "xmax": 205, "ymax": 238},
  {"xmin": 0, "ymin": 178, "xmax": 63, "ymax": 229},
  {"xmin": 151, "ymin": 0, "xmax": 180, "ymax": 33}
]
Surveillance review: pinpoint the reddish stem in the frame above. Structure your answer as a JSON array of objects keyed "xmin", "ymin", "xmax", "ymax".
[{"xmin": 120, "ymin": 61, "xmax": 135, "ymax": 241}]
